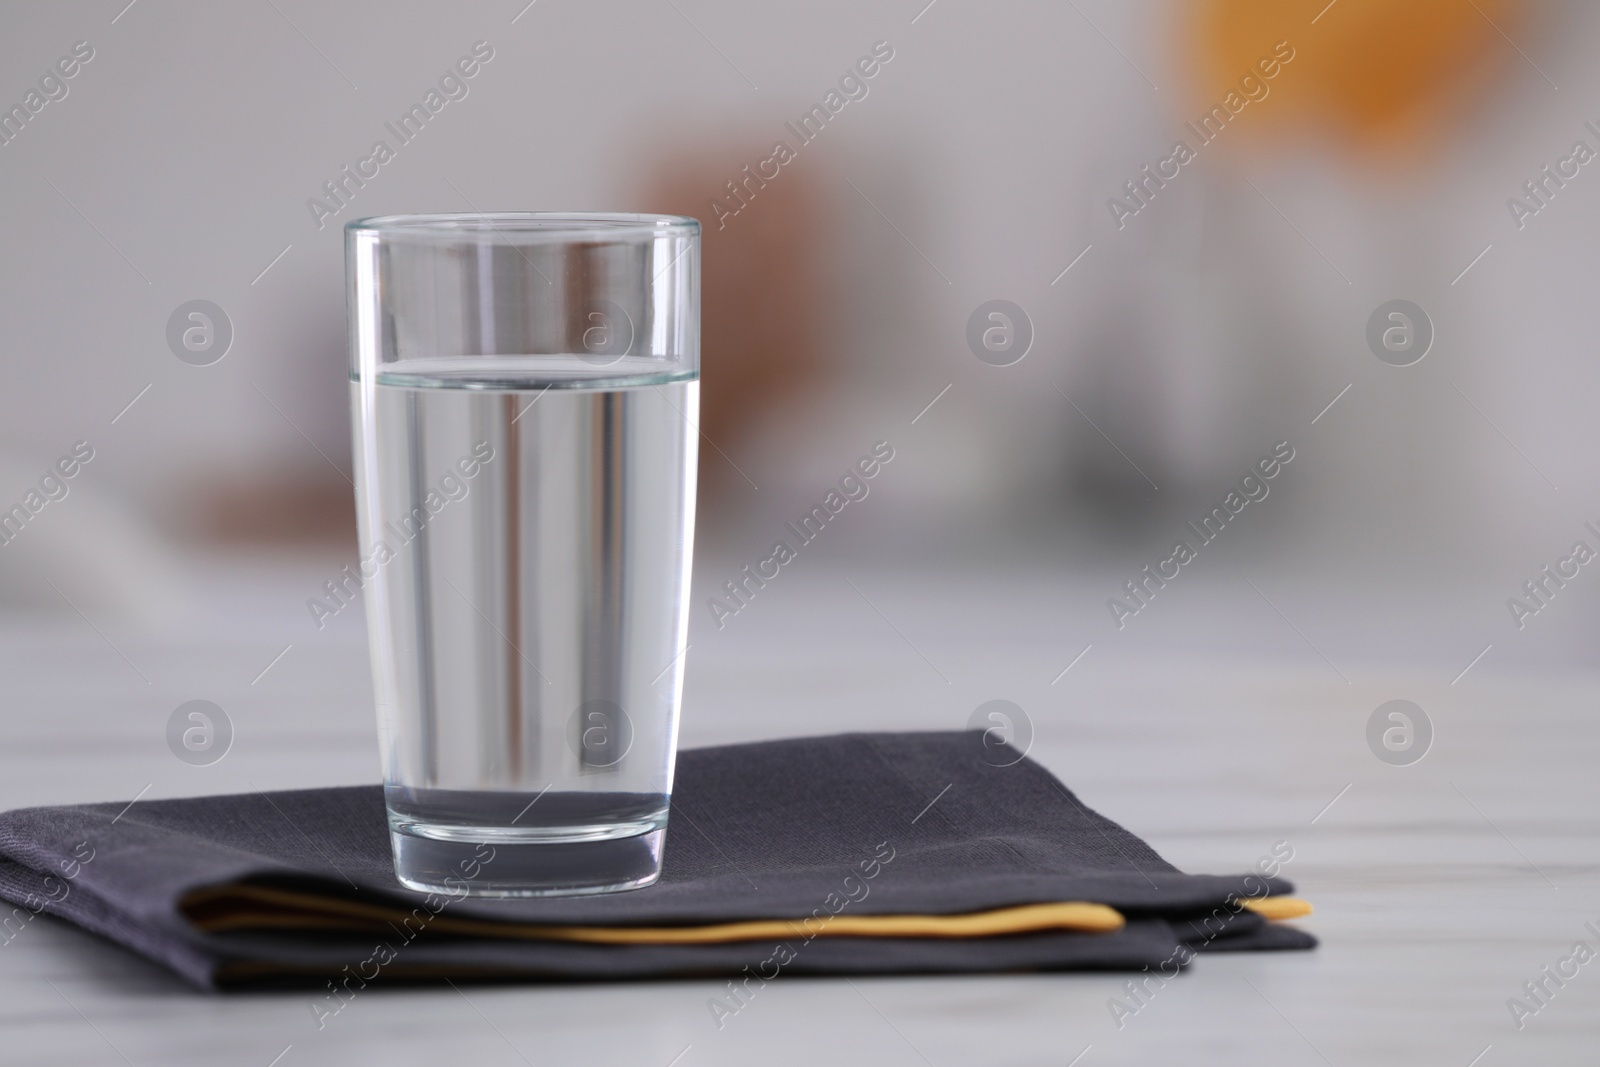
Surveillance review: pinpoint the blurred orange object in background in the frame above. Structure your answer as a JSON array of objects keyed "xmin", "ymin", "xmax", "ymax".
[
  {"xmin": 647, "ymin": 147, "xmax": 830, "ymax": 509},
  {"xmin": 1189, "ymin": 0, "xmax": 1533, "ymax": 156}
]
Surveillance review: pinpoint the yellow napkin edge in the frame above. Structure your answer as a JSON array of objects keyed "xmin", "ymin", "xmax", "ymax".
[
  {"xmin": 182, "ymin": 883, "xmax": 1313, "ymax": 943},
  {"xmin": 1242, "ymin": 895, "xmax": 1313, "ymax": 921}
]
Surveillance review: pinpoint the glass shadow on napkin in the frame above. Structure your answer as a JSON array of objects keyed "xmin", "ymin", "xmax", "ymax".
[{"xmin": 0, "ymin": 731, "xmax": 1314, "ymax": 989}]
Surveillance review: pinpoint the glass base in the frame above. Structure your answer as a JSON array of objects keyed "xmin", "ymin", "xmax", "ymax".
[{"xmin": 388, "ymin": 820, "xmax": 667, "ymax": 897}]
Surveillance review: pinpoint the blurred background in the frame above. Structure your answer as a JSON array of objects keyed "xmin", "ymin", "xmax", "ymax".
[{"xmin": 2, "ymin": 0, "xmax": 1598, "ymax": 720}]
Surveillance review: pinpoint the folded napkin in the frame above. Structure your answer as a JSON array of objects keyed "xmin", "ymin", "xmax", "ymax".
[{"xmin": 0, "ymin": 731, "xmax": 1313, "ymax": 990}]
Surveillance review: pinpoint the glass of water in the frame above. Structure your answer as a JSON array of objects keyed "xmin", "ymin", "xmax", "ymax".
[{"xmin": 345, "ymin": 213, "xmax": 699, "ymax": 896}]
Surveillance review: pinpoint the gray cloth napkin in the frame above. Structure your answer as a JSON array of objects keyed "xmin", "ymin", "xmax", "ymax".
[{"xmin": 0, "ymin": 731, "xmax": 1313, "ymax": 989}]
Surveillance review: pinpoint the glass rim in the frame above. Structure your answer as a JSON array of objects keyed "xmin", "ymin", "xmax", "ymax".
[{"xmin": 346, "ymin": 211, "xmax": 700, "ymax": 240}]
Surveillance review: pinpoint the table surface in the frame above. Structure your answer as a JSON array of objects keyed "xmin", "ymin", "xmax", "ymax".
[{"xmin": 1, "ymin": 556, "xmax": 1595, "ymax": 1066}]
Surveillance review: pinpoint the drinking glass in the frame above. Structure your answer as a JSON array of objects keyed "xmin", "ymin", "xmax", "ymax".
[{"xmin": 345, "ymin": 213, "xmax": 699, "ymax": 896}]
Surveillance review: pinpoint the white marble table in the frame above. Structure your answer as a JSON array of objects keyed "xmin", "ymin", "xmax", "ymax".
[{"xmin": 1, "ymin": 556, "xmax": 1595, "ymax": 1066}]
